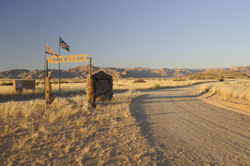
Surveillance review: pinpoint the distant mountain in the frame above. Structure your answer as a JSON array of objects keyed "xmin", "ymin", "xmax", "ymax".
[
  {"xmin": 1, "ymin": 65, "xmax": 250, "ymax": 79},
  {"xmin": 182, "ymin": 70, "xmax": 248, "ymax": 80}
]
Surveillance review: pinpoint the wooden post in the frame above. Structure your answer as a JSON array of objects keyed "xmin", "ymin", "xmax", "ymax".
[
  {"xmin": 89, "ymin": 57, "xmax": 92, "ymax": 76},
  {"xmin": 45, "ymin": 60, "xmax": 52, "ymax": 104},
  {"xmin": 45, "ymin": 76, "xmax": 52, "ymax": 104},
  {"xmin": 87, "ymin": 57, "xmax": 95, "ymax": 108},
  {"xmin": 88, "ymin": 77, "xmax": 96, "ymax": 108}
]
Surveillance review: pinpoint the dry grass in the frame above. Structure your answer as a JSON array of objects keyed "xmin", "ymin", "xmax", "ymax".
[
  {"xmin": 0, "ymin": 83, "xmax": 86, "ymax": 96},
  {"xmin": 200, "ymin": 79, "xmax": 250, "ymax": 100},
  {"xmin": 0, "ymin": 78, "xmax": 214, "ymax": 96},
  {"xmin": 113, "ymin": 78, "xmax": 214, "ymax": 91},
  {"xmin": 0, "ymin": 92, "xmax": 157, "ymax": 165}
]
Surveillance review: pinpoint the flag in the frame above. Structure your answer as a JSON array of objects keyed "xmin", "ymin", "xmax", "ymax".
[
  {"xmin": 59, "ymin": 37, "xmax": 70, "ymax": 52},
  {"xmin": 45, "ymin": 43, "xmax": 58, "ymax": 57}
]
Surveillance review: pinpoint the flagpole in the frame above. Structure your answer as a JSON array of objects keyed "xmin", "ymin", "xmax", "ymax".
[
  {"xmin": 44, "ymin": 43, "xmax": 46, "ymax": 95},
  {"xmin": 59, "ymin": 36, "xmax": 61, "ymax": 92}
]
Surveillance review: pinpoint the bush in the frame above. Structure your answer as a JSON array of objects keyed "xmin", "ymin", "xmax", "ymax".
[
  {"xmin": 196, "ymin": 77, "xmax": 206, "ymax": 80},
  {"xmin": 6, "ymin": 82, "xmax": 13, "ymax": 86},
  {"xmin": 0, "ymin": 82, "xmax": 7, "ymax": 86},
  {"xmin": 153, "ymin": 84, "xmax": 160, "ymax": 89},
  {"xmin": 173, "ymin": 78, "xmax": 186, "ymax": 81},
  {"xmin": 133, "ymin": 79, "xmax": 146, "ymax": 83},
  {"xmin": 0, "ymin": 82, "xmax": 13, "ymax": 86},
  {"xmin": 244, "ymin": 77, "xmax": 250, "ymax": 80},
  {"xmin": 216, "ymin": 77, "xmax": 224, "ymax": 81}
]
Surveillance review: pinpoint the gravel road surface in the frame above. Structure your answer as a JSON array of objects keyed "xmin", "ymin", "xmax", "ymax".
[{"xmin": 131, "ymin": 84, "xmax": 250, "ymax": 166}]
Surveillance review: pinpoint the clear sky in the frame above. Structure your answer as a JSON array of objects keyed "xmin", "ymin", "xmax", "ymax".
[{"xmin": 0, "ymin": 0, "xmax": 250, "ymax": 72}]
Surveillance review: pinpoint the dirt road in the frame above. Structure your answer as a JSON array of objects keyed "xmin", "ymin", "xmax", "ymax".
[{"xmin": 131, "ymin": 85, "xmax": 250, "ymax": 166}]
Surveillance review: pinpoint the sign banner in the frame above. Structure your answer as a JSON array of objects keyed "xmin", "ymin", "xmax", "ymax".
[
  {"xmin": 16, "ymin": 81, "xmax": 23, "ymax": 88},
  {"xmin": 47, "ymin": 54, "xmax": 89, "ymax": 64}
]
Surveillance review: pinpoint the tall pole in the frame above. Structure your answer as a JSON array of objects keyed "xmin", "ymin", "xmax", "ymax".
[
  {"xmin": 89, "ymin": 57, "xmax": 92, "ymax": 76},
  {"xmin": 44, "ymin": 43, "xmax": 46, "ymax": 94},
  {"xmin": 58, "ymin": 36, "xmax": 61, "ymax": 92},
  {"xmin": 45, "ymin": 60, "xmax": 52, "ymax": 104},
  {"xmin": 46, "ymin": 60, "xmax": 48, "ymax": 77}
]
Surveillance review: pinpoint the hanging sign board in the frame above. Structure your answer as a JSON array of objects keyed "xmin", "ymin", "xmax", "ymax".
[{"xmin": 47, "ymin": 54, "xmax": 89, "ymax": 64}]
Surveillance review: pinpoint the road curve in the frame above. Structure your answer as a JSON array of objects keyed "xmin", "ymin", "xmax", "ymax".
[{"xmin": 131, "ymin": 84, "xmax": 250, "ymax": 166}]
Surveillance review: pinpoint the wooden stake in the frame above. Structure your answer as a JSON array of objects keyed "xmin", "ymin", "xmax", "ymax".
[{"xmin": 45, "ymin": 76, "xmax": 52, "ymax": 104}]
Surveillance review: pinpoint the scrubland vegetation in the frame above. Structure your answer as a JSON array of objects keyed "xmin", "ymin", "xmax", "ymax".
[
  {"xmin": 0, "ymin": 78, "xmax": 214, "ymax": 96},
  {"xmin": 0, "ymin": 78, "xmax": 216, "ymax": 165},
  {"xmin": 200, "ymin": 79, "xmax": 250, "ymax": 100},
  {"xmin": 0, "ymin": 92, "xmax": 157, "ymax": 165},
  {"xmin": 113, "ymin": 78, "xmax": 213, "ymax": 91}
]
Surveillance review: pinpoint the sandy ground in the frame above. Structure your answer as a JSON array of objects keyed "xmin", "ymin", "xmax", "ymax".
[
  {"xmin": 0, "ymin": 94, "xmax": 158, "ymax": 166},
  {"xmin": 1, "ymin": 82, "xmax": 250, "ymax": 165},
  {"xmin": 130, "ymin": 84, "xmax": 250, "ymax": 166}
]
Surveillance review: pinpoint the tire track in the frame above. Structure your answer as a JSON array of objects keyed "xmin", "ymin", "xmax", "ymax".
[{"xmin": 131, "ymin": 85, "xmax": 250, "ymax": 166}]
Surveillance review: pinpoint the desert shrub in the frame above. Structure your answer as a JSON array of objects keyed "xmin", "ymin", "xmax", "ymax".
[
  {"xmin": 52, "ymin": 80, "xmax": 69, "ymax": 84},
  {"xmin": 0, "ymin": 82, "xmax": 7, "ymax": 86},
  {"xmin": 196, "ymin": 77, "xmax": 206, "ymax": 80},
  {"xmin": 60, "ymin": 80, "xmax": 69, "ymax": 83},
  {"xmin": 0, "ymin": 82, "xmax": 12, "ymax": 86},
  {"xmin": 72, "ymin": 79, "xmax": 86, "ymax": 83},
  {"xmin": 153, "ymin": 84, "xmax": 160, "ymax": 89},
  {"xmin": 173, "ymin": 78, "xmax": 186, "ymax": 81},
  {"xmin": 133, "ymin": 79, "xmax": 146, "ymax": 83},
  {"xmin": 244, "ymin": 77, "xmax": 250, "ymax": 80},
  {"xmin": 216, "ymin": 77, "xmax": 224, "ymax": 81},
  {"xmin": 5, "ymin": 82, "xmax": 13, "ymax": 86},
  {"xmin": 35, "ymin": 81, "xmax": 43, "ymax": 85}
]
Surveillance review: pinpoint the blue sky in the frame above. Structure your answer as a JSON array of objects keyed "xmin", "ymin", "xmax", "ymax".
[{"xmin": 0, "ymin": 0, "xmax": 250, "ymax": 72}]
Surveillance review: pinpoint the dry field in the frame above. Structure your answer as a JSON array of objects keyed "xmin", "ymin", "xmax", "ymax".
[
  {"xmin": 0, "ymin": 79, "xmax": 86, "ymax": 96},
  {"xmin": 0, "ymin": 78, "xmax": 218, "ymax": 165},
  {"xmin": 200, "ymin": 79, "xmax": 250, "ymax": 100},
  {"xmin": 0, "ymin": 78, "xmax": 215, "ymax": 96},
  {"xmin": 0, "ymin": 92, "xmax": 158, "ymax": 166}
]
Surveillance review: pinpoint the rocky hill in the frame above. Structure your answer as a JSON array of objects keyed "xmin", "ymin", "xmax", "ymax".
[
  {"xmin": 182, "ymin": 70, "xmax": 248, "ymax": 80},
  {"xmin": 1, "ymin": 65, "xmax": 250, "ymax": 79}
]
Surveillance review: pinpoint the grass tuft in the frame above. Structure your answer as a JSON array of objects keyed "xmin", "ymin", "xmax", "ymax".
[
  {"xmin": 133, "ymin": 79, "xmax": 146, "ymax": 83},
  {"xmin": 153, "ymin": 84, "xmax": 160, "ymax": 89},
  {"xmin": 200, "ymin": 80, "xmax": 250, "ymax": 100}
]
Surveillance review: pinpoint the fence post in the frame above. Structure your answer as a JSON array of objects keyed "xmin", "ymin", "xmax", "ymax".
[
  {"xmin": 45, "ymin": 76, "xmax": 52, "ymax": 104},
  {"xmin": 45, "ymin": 60, "xmax": 52, "ymax": 104},
  {"xmin": 86, "ymin": 57, "xmax": 96, "ymax": 108}
]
